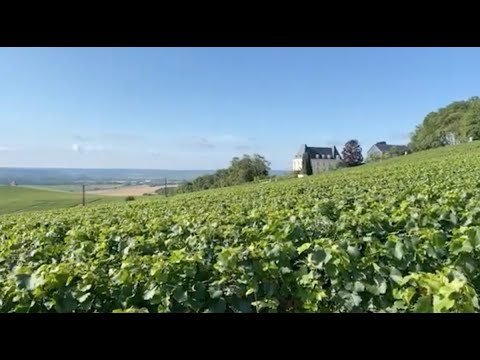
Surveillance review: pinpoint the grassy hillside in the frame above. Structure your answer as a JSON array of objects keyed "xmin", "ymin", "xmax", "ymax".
[
  {"xmin": 0, "ymin": 186, "xmax": 120, "ymax": 215},
  {"xmin": 1, "ymin": 142, "xmax": 480, "ymax": 312}
]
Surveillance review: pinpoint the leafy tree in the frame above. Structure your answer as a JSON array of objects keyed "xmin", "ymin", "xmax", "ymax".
[
  {"xmin": 342, "ymin": 139, "xmax": 363, "ymax": 167},
  {"xmin": 410, "ymin": 96, "xmax": 480, "ymax": 151},
  {"xmin": 176, "ymin": 154, "xmax": 271, "ymax": 193},
  {"xmin": 302, "ymin": 152, "xmax": 313, "ymax": 176},
  {"xmin": 464, "ymin": 99, "xmax": 480, "ymax": 139},
  {"xmin": 227, "ymin": 154, "xmax": 271, "ymax": 185}
]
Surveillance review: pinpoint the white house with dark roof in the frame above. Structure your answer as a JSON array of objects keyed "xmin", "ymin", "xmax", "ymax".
[
  {"xmin": 293, "ymin": 144, "xmax": 342, "ymax": 173},
  {"xmin": 367, "ymin": 141, "xmax": 409, "ymax": 160}
]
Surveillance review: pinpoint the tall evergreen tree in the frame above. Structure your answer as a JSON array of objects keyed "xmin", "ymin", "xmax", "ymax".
[{"xmin": 302, "ymin": 152, "xmax": 313, "ymax": 175}]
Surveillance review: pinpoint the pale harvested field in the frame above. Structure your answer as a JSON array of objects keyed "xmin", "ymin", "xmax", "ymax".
[{"xmin": 86, "ymin": 185, "xmax": 177, "ymax": 197}]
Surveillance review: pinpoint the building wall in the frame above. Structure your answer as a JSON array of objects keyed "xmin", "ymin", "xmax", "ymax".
[
  {"xmin": 367, "ymin": 146, "xmax": 382, "ymax": 160},
  {"xmin": 292, "ymin": 158, "xmax": 302, "ymax": 171},
  {"xmin": 311, "ymin": 158, "xmax": 341, "ymax": 173},
  {"xmin": 293, "ymin": 158, "xmax": 341, "ymax": 172}
]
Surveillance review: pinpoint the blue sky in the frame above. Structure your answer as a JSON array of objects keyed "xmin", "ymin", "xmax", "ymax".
[{"xmin": 1, "ymin": 47, "xmax": 480, "ymax": 170}]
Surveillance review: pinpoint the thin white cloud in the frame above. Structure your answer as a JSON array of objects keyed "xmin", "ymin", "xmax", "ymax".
[
  {"xmin": 189, "ymin": 134, "xmax": 256, "ymax": 151},
  {"xmin": 196, "ymin": 137, "xmax": 216, "ymax": 150},
  {"xmin": 0, "ymin": 146, "xmax": 11, "ymax": 151},
  {"xmin": 101, "ymin": 133, "xmax": 144, "ymax": 144},
  {"xmin": 72, "ymin": 143, "xmax": 82, "ymax": 153},
  {"xmin": 71, "ymin": 143, "xmax": 104, "ymax": 154},
  {"xmin": 234, "ymin": 144, "xmax": 252, "ymax": 151},
  {"xmin": 73, "ymin": 135, "xmax": 91, "ymax": 142},
  {"xmin": 148, "ymin": 150, "xmax": 163, "ymax": 159}
]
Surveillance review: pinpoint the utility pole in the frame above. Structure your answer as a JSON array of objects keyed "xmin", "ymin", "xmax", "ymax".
[{"xmin": 82, "ymin": 184, "xmax": 86, "ymax": 206}]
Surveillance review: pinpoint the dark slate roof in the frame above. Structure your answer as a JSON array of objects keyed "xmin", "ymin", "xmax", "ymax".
[
  {"xmin": 332, "ymin": 146, "xmax": 341, "ymax": 158},
  {"xmin": 295, "ymin": 144, "xmax": 341, "ymax": 159},
  {"xmin": 374, "ymin": 142, "xmax": 409, "ymax": 153}
]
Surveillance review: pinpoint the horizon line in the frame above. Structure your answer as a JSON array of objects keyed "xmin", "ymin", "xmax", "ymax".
[{"xmin": 0, "ymin": 166, "xmax": 289, "ymax": 172}]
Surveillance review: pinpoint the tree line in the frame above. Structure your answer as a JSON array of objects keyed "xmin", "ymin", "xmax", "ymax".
[
  {"xmin": 410, "ymin": 96, "xmax": 480, "ymax": 151},
  {"xmin": 161, "ymin": 142, "xmax": 365, "ymax": 195},
  {"xmin": 161, "ymin": 154, "xmax": 271, "ymax": 194}
]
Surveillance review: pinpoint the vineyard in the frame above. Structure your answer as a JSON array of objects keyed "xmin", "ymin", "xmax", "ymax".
[{"xmin": 1, "ymin": 142, "xmax": 480, "ymax": 312}]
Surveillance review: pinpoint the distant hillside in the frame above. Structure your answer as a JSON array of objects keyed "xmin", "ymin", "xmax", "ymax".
[
  {"xmin": 0, "ymin": 186, "xmax": 119, "ymax": 215},
  {"xmin": 0, "ymin": 168, "xmax": 288, "ymax": 186},
  {"xmin": 410, "ymin": 96, "xmax": 480, "ymax": 151}
]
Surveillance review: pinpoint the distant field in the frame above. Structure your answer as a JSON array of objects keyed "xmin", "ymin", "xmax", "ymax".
[
  {"xmin": 86, "ymin": 185, "xmax": 176, "ymax": 196},
  {"xmin": 20, "ymin": 184, "xmax": 122, "ymax": 192},
  {"xmin": 0, "ymin": 186, "xmax": 121, "ymax": 215}
]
